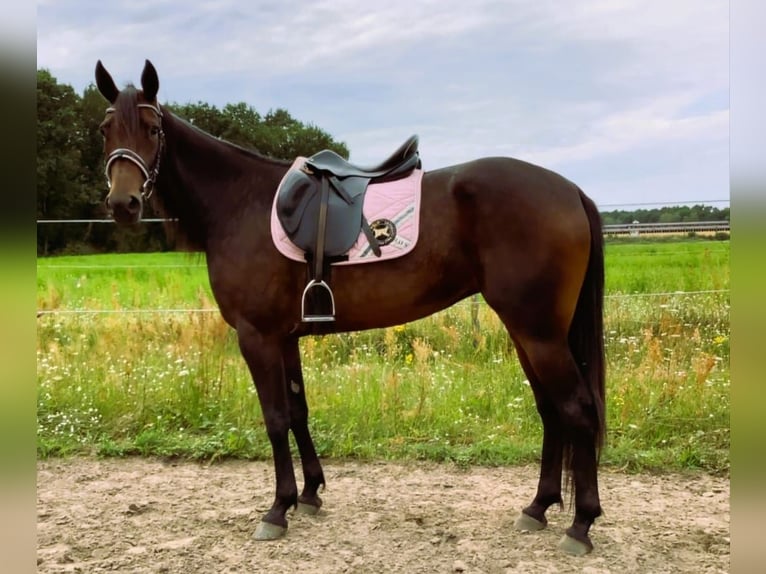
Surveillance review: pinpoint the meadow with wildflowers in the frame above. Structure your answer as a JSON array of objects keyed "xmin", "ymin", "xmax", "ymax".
[{"xmin": 37, "ymin": 239, "xmax": 729, "ymax": 472}]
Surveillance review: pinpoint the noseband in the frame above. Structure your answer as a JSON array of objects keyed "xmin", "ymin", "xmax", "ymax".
[{"xmin": 104, "ymin": 103, "xmax": 165, "ymax": 199}]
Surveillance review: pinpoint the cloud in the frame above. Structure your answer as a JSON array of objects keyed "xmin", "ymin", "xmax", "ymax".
[
  {"xmin": 519, "ymin": 101, "xmax": 729, "ymax": 167},
  {"xmin": 37, "ymin": 0, "xmax": 729, "ymax": 207}
]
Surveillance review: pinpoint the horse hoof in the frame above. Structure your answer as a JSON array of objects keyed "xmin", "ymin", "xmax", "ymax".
[
  {"xmin": 296, "ymin": 501, "xmax": 321, "ymax": 516},
  {"xmin": 514, "ymin": 512, "xmax": 547, "ymax": 532},
  {"xmin": 558, "ymin": 534, "xmax": 593, "ymax": 556},
  {"xmin": 253, "ymin": 521, "xmax": 287, "ymax": 541}
]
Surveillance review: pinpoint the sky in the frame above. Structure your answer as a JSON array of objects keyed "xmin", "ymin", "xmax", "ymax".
[{"xmin": 36, "ymin": 0, "xmax": 730, "ymax": 210}]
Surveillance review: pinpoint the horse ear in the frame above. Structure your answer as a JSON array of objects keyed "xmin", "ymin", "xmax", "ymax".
[
  {"xmin": 141, "ymin": 59, "xmax": 160, "ymax": 103},
  {"xmin": 95, "ymin": 60, "xmax": 119, "ymax": 103}
]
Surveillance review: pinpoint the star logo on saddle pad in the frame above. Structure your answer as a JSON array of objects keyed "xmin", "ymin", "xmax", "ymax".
[{"xmin": 369, "ymin": 219, "xmax": 397, "ymax": 247}]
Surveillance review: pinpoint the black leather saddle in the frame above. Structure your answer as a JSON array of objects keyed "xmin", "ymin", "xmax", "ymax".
[
  {"xmin": 277, "ymin": 135, "xmax": 420, "ymax": 257},
  {"xmin": 307, "ymin": 135, "xmax": 420, "ymax": 179},
  {"xmin": 276, "ymin": 135, "xmax": 421, "ymax": 322}
]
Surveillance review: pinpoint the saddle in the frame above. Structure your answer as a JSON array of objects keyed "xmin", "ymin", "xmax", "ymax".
[{"xmin": 276, "ymin": 135, "xmax": 421, "ymax": 322}]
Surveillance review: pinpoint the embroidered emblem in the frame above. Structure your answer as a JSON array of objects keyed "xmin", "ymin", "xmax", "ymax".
[{"xmin": 370, "ymin": 218, "xmax": 397, "ymax": 247}]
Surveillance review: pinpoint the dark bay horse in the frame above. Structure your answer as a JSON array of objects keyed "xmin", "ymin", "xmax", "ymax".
[{"xmin": 94, "ymin": 59, "xmax": 606, "ymax": 556}]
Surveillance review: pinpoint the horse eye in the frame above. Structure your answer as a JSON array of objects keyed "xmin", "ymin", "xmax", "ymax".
[
  {"xmin": 150, "ymin": 126, "xmax": 160, "ymax": 137},
  {"xmin": 99, "ymin": 126, "xmax": 107, "ymax": 137}
]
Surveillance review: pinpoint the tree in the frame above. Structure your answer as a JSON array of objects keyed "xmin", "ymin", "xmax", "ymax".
[
  {"xmin": 658, "ymin": 211, "xmax": 678, "ymax": 223},
  {"xmin": 221, "ymin": 102, "xmax": 261, "ymax": 147},
  {"xmin": 170, "ymin": 101, "xmax": 229, "ymax": 138},
  {"xmin": 259, "ymin": 108, "xmax": 348, "ymax": 159},
  {"xmin": 168, "ymin": 102, "xmax": 349, "ymax": 160},
  {"xmin": 79, "ymin": 84, "xmax": 109, "ymax": 196},
  {"xmin": 37, "ymin": 69, "xmax": 88, "ymax": 254},
  {"xmin": 600, "ymin": 205, "xmax": 730, "ymax": 226}
]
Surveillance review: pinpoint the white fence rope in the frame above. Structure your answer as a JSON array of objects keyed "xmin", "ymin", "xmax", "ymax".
[
  {"xmin": 36, "ymin": 289, "xmax": 729, "ymax": 317},
  {"xmin": 37, "ymin": 218, "xmax": 731, "ymax": 236}
]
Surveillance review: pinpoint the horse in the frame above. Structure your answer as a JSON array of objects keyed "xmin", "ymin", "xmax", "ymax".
[{"xmin": 94, "ymin": 59, "xmax": 606, "ymax": 556}]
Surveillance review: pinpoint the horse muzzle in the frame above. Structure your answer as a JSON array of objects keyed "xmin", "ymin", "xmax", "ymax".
[{"xmin": 106, "ymin": 190, "xmax": 143, "ymax": 224}]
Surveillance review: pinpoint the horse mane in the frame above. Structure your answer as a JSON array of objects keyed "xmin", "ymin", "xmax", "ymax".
[{"xmin": 149, "ymin": 106, "xmax": 290, "ymax": 252}]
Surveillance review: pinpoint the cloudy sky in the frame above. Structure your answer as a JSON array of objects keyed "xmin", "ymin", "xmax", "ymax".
[{"xmin": 37, "ymin": 0, "xmax": 729, "ymax": 210}]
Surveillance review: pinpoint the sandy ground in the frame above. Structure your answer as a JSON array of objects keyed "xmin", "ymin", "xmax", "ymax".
[{"xmin": 37, "ymin": 458, "xmax": 729, "ymax": 573}]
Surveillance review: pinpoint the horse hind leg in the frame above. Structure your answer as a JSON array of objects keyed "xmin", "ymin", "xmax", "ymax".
[
  {"xmin": 512, "ymin": 344, "xmax": 565, "ymax": 533},
  {"xmin": 516, "ymin": 336, "xmax": 603, "ymax": 555}
]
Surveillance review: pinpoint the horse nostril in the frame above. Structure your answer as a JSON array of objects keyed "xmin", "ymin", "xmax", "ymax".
[{"xmin": 105, "ymin": 193, "xmax": 142, "ymax": 218}]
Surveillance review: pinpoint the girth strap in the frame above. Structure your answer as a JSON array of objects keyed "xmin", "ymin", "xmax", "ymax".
[
  {"xmin": 314, "ymin": 177, "xmax": 331, "ymax": 283},
  {"xmin": 361, "ymin": 218, "xmax": 382, "ymax": 257}
]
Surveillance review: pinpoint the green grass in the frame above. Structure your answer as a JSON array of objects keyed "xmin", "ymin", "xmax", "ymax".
[
  {"xmin": 37, "ymin": 252, "xmax": 212, "ymax": 311},
  {"xmin": 604, "ymin": 240, "xmax": 729, "ymax": 293},
  {"xmin": 37, "ymin": 239, "xmax": 730, "ymax": 473}
]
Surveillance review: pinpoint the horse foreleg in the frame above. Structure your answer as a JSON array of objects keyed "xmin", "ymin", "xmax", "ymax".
[
  {"xmin": 282, "ymin": 337, "xmax": 326, "ymax": 514},
  {"xmin": 237, "ymin": 323, "xmax": 296, "ymax": 540}
]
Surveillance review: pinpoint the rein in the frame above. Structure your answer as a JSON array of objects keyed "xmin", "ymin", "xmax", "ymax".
[{"xmin": 104, "ymin": 102, "xmax": 165, "ymax": 199}]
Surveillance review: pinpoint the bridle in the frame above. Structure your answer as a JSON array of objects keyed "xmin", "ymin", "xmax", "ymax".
[{"xmin": 104, "ymin": 102, "xmax": 165, "ymax": 200}]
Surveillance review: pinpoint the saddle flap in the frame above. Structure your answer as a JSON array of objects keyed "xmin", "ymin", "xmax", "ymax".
[
  {"xmin": 276, "ymin": 168, "xmax": 318, "ymax": 235},
  {"xmin": 276, "ymin": 166, "xmax": 367, "ymax": 257}
]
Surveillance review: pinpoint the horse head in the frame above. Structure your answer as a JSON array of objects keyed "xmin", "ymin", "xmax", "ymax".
[{"xmin": 95, "ymin": 59, "xmax": 164, "ymax": 224}]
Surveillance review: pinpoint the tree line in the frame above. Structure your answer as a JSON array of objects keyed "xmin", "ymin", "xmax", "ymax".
[
  {"xmin": 600, "ymin": 204, "xmax": 729, "ymax": 226},
  {"xmin": 37, "ymin": 69, "xmax": 348, "ymax": 255},
  {"xmin": 37, "ymin": 68, "xmax": 729, "ymax": 256}
]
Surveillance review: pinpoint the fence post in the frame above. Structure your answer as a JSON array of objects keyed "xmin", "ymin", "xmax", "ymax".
[{"xmin": 471, "ymin": 294, "xmax": 481, "ymax": 348}]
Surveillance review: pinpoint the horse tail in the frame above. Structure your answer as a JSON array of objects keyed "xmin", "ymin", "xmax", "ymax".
[{"xmin": 569, "ymin": 188, "xmax": 606, "ymax": 459}]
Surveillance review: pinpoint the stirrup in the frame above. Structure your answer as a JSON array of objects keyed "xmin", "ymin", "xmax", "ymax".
[{"xmin": 301, "ymin": 279, "xmax": 336, "ymax": 322}]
